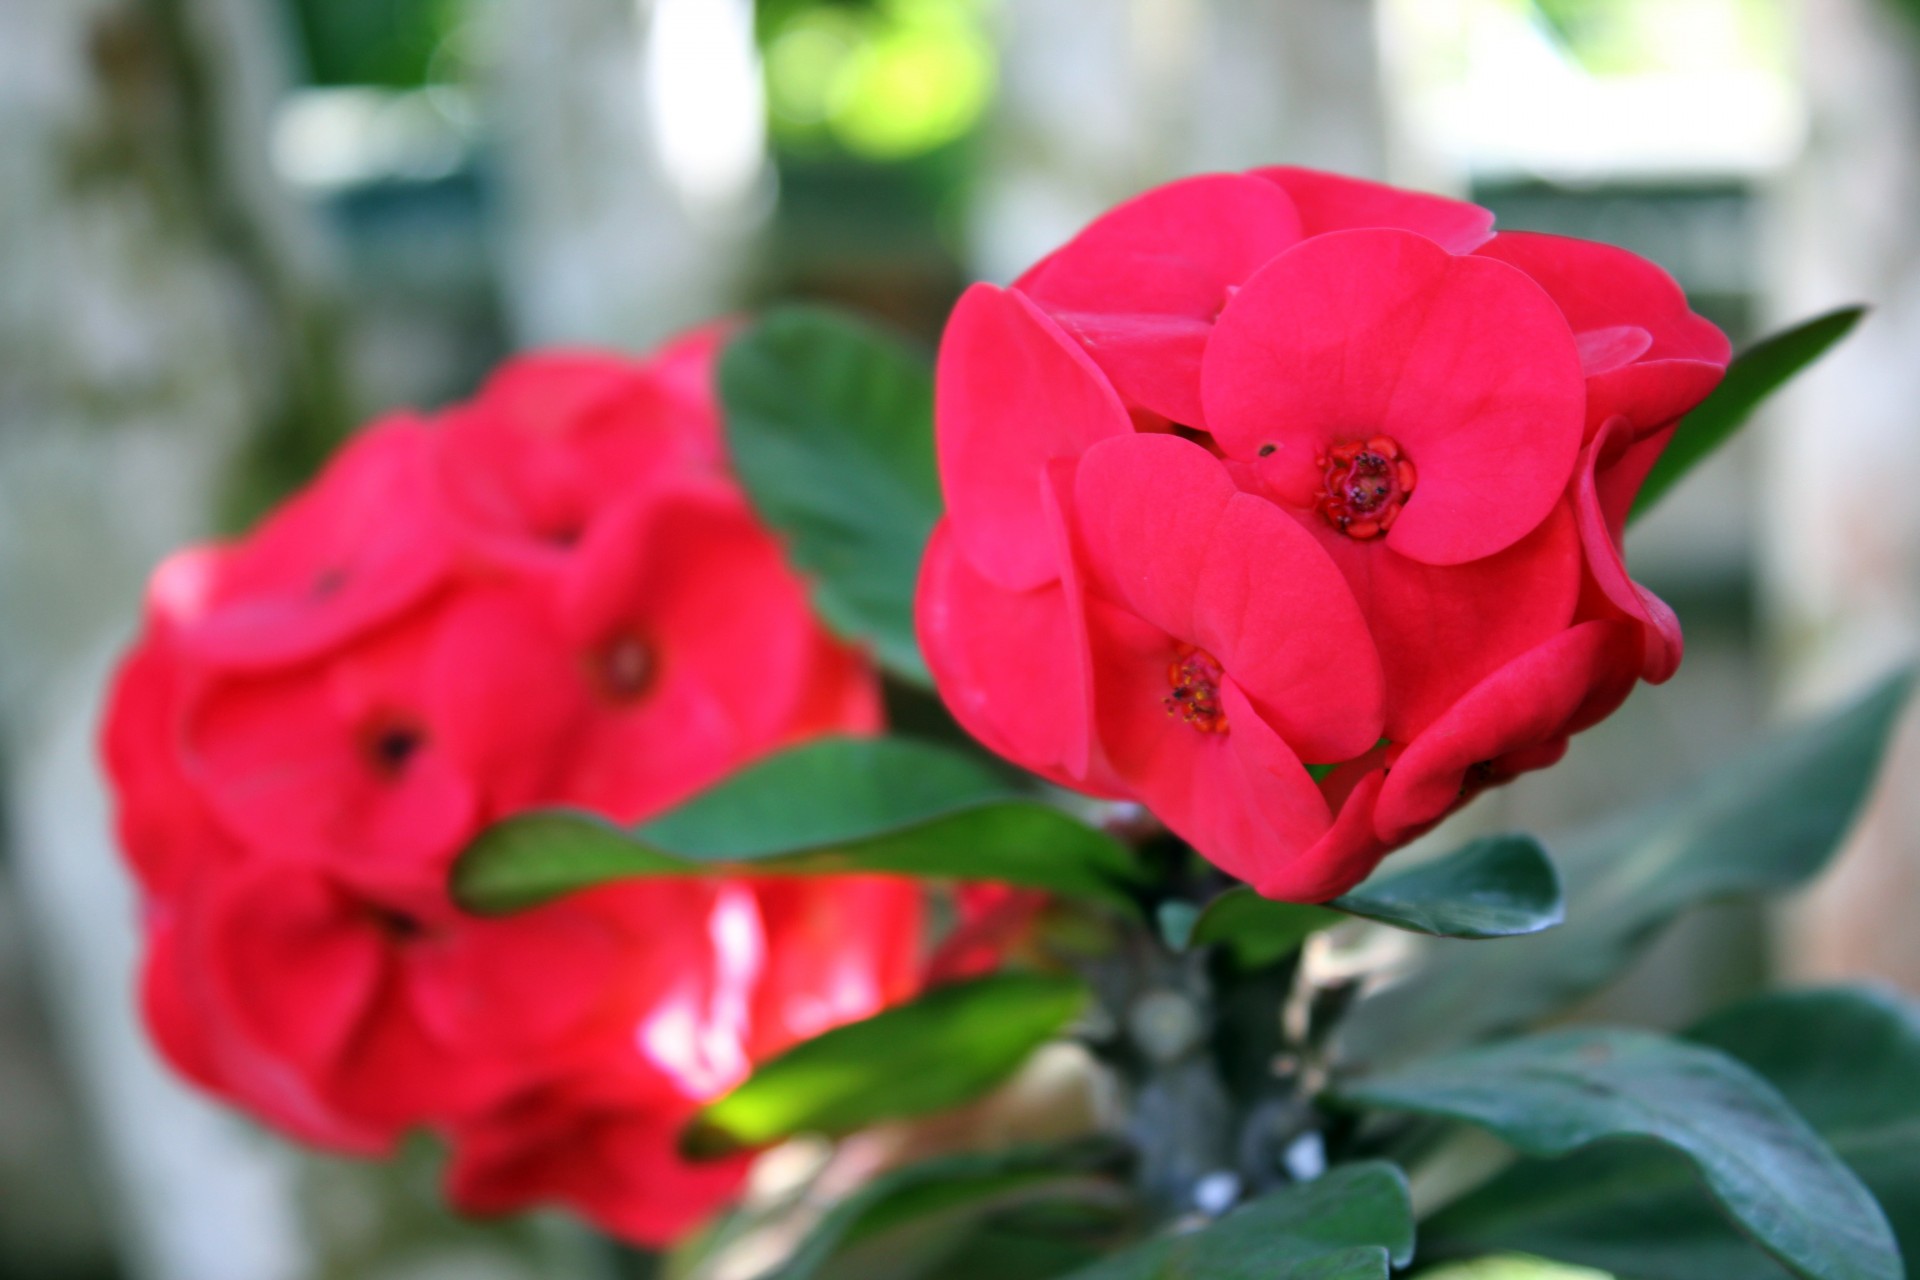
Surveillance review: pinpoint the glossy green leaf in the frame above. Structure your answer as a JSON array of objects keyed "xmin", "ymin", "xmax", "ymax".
[
  {"xmin": 1633, "ymin": 307, "xmax": 1865, "ymax": 521},
  {"xmin": 453, "ymin": 737, "xmax": 1147, "ymax": 915},
  {"xmin": 683, "ymin": 973, "xmax": 1088, "ymax": 1158},
  {"xmin": 720, "ymin": 305, "xmax": 941, "ymax": 681},
  {"xmin": 1337, "ymin": 835, "xmax": 1563, "ymax": 938},
  {"xmin": 1335, "ymin": 1029, "xmax": 1901, "ymax": 1280},
  {"xmin": 1191, "ymin": 836, "xmax": 1562, "ymax": 967},
  {"xmin": 1056, "ymin": 1161, "xmax": 1415, "ymax": 1280},
  {"xmin": 768, "ymin": 1141, "xmax": 1133, "ymax": 1280},
  {"xmin": 1343, "ymin": 670, "xmax": 1914, "ymax": 1062},
  {"xmin": 1423, "ymin": 988, "xmax": 1920, "ymax": 1280}
]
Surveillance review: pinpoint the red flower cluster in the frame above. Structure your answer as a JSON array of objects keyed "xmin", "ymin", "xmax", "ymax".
[
  {"xmin": 918, "ymin": 169, "xmax": 1730, "ymax": 901},
  {"xmin": 102, "ymin": 333, "xmax": 927, "ymax": 1244}
]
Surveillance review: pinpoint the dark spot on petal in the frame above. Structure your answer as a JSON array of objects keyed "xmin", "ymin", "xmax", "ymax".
[
  {"xmin": 364, "ymin": 721, "xmax": 425, "ymax": 777},
  {"xmin": 590, "ymin": 631, "xmax": 655, "ymax": 704},
  {"xmin": 367, "ymin": 905, "xmax": 426, "ymax": 941}
]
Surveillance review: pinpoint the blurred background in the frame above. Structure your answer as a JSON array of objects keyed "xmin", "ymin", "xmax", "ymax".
[{"xmin": 1, "ymin": 0, "xmax": 1916, "ymax": 1276}]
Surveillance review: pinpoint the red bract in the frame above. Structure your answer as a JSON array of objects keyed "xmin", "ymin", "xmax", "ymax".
[
  {"xmin": 919, "ymin": 167, "xmax": 1729, "ymax": 901},
  {"xmin": 102, "ymin": 338, "xmax": 924, "ymax": 1246}
]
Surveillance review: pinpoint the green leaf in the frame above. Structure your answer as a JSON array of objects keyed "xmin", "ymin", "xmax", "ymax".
[
  {"xmin": 766, "ymin": 1141, "xmax": 1133, "ymax": 1280},
  {"xmin": 1190, "ymin": 836, "xmax": 1562, "ymax": 967},
  {"xmin": 1189, "ymin": 892, "xmax": 1344, "ymax": 968},
  {"xmin": 683, "ymin": 973, "xmax": 1088, "ymax": 1158},
  {"xmin": 1417, "ymin": 1260, "xmax": 1612, "ymax": 1280},
  {"xmin": 1343, "ymin": 669, "xmax": 1914, "ymax": 1062},
  {"xmin": 1337, "ymin": 835, "xmax": 1563, "ymax": 938},
  {"xmin": 452, "ymin": 737, "xmax": 1147, "ymax": 915},
  {"xmin": 1334, "ymin": 1029, "xmax": 1901, "ymax": 1280},
  {"xmin": 1056, "ymin": 1161, "xmax": 1415, "ymax": 1280},
  {"xmin": 1633, "ymin": 307, "xmax": 1866, "ymax": 521},
  {"xmin": 719, "ymin": 305, "xmax": 941, "ymax": 682},
  {"xmin": 1422, "ymin": 988, "xmax": 1920, "ymax": 1280}
]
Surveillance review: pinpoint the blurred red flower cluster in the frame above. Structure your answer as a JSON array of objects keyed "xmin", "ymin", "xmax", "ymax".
[
  {"xmin": 918, "ymin": 168, "xmax": 1731, "ymax": 901},
  {"xmin": 102, "ymin": 332, "xmax": 927, "ymax": 1244}
]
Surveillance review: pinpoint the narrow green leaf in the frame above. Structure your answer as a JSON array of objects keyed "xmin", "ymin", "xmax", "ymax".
[
  {"xmin": 1335, "ymin": 1029, "xmax": 1901, "ymax": 1280},
  {"xmin": 1056, "ymin": 1161, "xmax": 1414, "ymax": 1280},
  {"xmin": 1423, "ymin": 987, "xmax": 1920, "ymax": 1280},
  {"xmin": 452, "ymin": 737, "xmax": 1147, "ymax": 915},
  {"xmin": 766, "ymin": 1140, "xmax": 1133, "ymax": 1280},
  {"xmin": 1633, "ymin": 307, "xmax": 1865, "ymax": 521},
  {"xmin": 683, "ymin": 973, "xmax": 1088, "ymax": 1158},
  {"xmin": 1190, "ymin": 836, "xmax": 1562, "ymax": 967},
  {"xmin": 720, "ymin": 305, "xmax": 941, "ymax": 682},
  {"xmin": 1343, "ymin": 669, "xmax": 1914, "ymax": 1062}
]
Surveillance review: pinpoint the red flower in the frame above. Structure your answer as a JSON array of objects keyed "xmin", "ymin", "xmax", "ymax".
[
  {"xmin": 919, "ymin": 168, "xmax": 1729, "ymax": 900},
  {"xmin": 103, "ymin": 337, "xmax": 919, "ymax": 1245},
  {"xmin": 1015, "ymin": 169, "xmax": 1496, "ymax": 428}
]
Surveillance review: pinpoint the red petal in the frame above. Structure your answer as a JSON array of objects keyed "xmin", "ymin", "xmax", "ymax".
[
  {"xmin": 187, "ymin": 620, "xmax": 480, "ymax": 891},
  {"xmin": 101, "ymin": 623, "xmax": 245, "ymax": 897},
  {"xmin": 438, "ymin": 348, "xmax": 728, "ymax": 568},
  {"xmin": 1254, "ymin": 166, "xmax": 1496, "ymax": 253},
  {"xmin": 1041, "ymin": 310, "xmax": 1215, "ymax": 427},
  {"xmin": 144, "ymin": 897, "xmax": 400, "ymax": 1153},
  {"xmin": 1204, "ymin": 229, "xmax": 1587, "ymax": 565},
  {"xmin": 1017, "ymin": 173, "xmax": 1304, "ymax": 422},
  {"xmin": 936, "ymin": 285, "xmax": 1133, "ymax": 590},
  {"xmin": 191, "ymin": 867, "xmax": 388, "ymax": 1090},
  {"xmin": 1374, "ymin": 621, "xmax": 1641, "ymax": 842},
  {"xmin": 1257, "ymin": 768, "xmax": 1391, "ymax": 903},
  {"xmin": 916, "ymin": 519, "xmax": 1109, "ymax": 793},
  {"xmin": 1073, "ymin": 433, "xmax": 1383, "ymax": 760},
  {"xmin": 1575, "ymin": 418, "xmax": 1684, "ymax": 683},
  {"xmin": 1474, "ymin": 231, "xmax": 1730, "ymax": 438},
  {"xmin": 748, "ymin": 876, "xmax": 926, "ymax": 1058},
  {"xmin": 1086, "ymin": 602, "xmax": 1333, "ymax": 888},
  {"xmin": 553, "ymin": 486, "xmax": 822, "ymax": 821},
  {"xmin": 1305, "ymin": 501, "xmax": 1583, "ymax": 741},
  {"xmin": 445, "ymin": 1086, "xmax": 749, "ymax": 1246},
  {"xmin": 170, "ymin": 422, "xmax": 455, "ymax": 669},
  {"xmin": 428, "ymin": 584, "xmax": 594, "ymax": 816},
  {"xmin": 410, "ymin": 897, "xmax": 630, "ymax": 1053}
]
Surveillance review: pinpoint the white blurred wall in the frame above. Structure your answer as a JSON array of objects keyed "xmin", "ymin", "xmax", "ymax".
[
  {"xmin": 485, "ymin": 0, "xmax": 766, "ymax": 348},
  {"xmin": 0, "ymin": 0, "xmax": 317, "ymax": 1276},
  {"xmin": 971, "ymin": 0, "xmax": 1389, "ymax": 283},
  {"xmin": 1768, "ymin": 0, "xmax": 1920, "ymax": 989}
]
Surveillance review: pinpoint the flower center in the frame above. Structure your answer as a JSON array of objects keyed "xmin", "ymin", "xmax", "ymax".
[
  {"xmin": 360, "ymin": 716, "xmax": 425, "ymax": 778},
  {"xmin": 1163, "ymin": 645, "xmax": 1228, "ymax": 734},
  {"xmin": 1316, "ymin": 436, "xmax": 1417, "ymax": 540},
  {"xmin": 366, "ymin": 904, "xmax": 427, "ymax": 941},
  {"xmin": 591, "ymin": 630, "xmax": 655, "ymax": 704}
]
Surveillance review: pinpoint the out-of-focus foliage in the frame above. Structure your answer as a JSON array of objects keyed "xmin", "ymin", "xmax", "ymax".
[
  {"xmin": 759, "ymin": 0, "xmax": 996, "ymax": 161},
  {"xmin": 1523, "ymin": 0, "xmax": 1785, "ymax": 76},
  {"xmin": 288, "ymin": 0, "xmax": 469, "ymax": 88}
]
